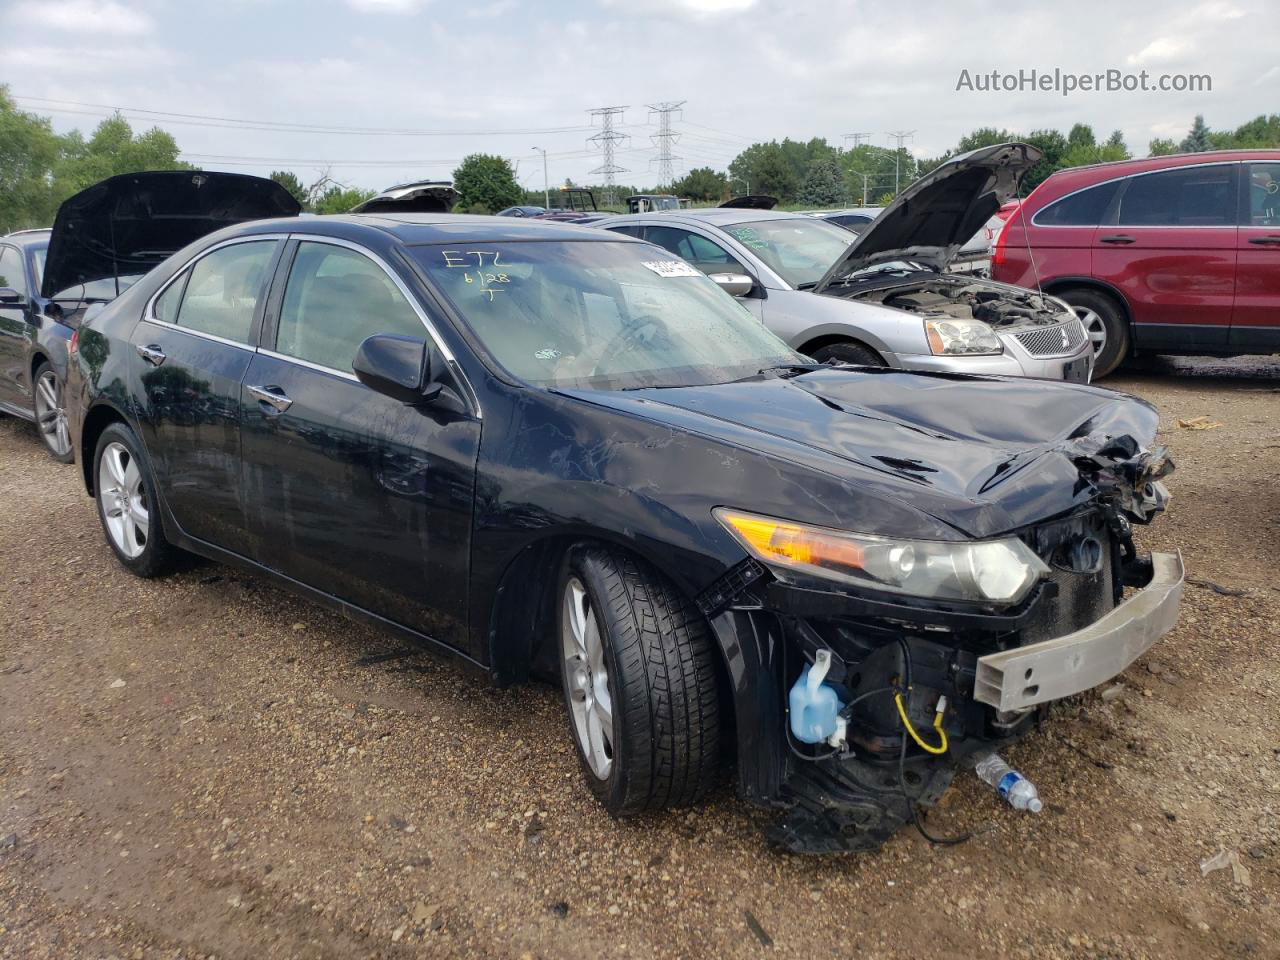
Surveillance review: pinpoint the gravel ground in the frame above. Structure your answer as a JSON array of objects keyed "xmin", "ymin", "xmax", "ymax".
[{"xmin": 1, "ymin": 359, "xmax": 1277, "ymax": 960}]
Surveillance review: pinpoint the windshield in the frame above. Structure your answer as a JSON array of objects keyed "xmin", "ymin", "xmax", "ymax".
[
  {"xmin": 413, "ymin": 240, "xmax": 802, "ymax": 390},
  {"xmin": 722, "ymin": 218, "xmax": 855, "ymax": 289}
]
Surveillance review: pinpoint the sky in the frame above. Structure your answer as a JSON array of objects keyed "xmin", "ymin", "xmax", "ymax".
[{"xmin": 1, "ymin": 0, "xmax": 1273, "ymax": 194}]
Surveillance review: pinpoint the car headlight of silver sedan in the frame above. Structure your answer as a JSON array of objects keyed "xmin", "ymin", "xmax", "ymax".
[
  {"xmin": 923, "ymin": 317, "xmax": 1003, "ymax": 356},
  {"xmin": 715, "ymin": 508, "xmax": 1049, "ymax": 604}
]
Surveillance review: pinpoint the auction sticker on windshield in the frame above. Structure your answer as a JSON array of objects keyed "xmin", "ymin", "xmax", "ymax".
[{"xmin": 641, "ymin": 260, "xmax": 700, "ymax": 278}]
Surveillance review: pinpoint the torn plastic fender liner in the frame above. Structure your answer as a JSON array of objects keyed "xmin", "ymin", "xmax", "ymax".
[{"xmin": 974, "ymin": 551, "xmax": 1184, "ymax": 712}]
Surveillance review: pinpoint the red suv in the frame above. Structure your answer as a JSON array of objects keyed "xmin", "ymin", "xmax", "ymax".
[{"xmin": 992, "ymin": 150, "xmax": 1280, "ymax": 377}]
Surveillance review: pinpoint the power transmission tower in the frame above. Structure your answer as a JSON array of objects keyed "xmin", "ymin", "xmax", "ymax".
[
  {"xmin": 887, "ymin": 130, "xmax": 915, "ymax": 194},
  {"xmin": 587, "ymin": 106, "xmax": 629, "ymax": 206},
  {"xmin": 843, "ymin": 132, "xmax": 872, "ymax": 148},
  {"xmin": 647, "ymin": 100, "xmax": 685, "ymax": 188}
]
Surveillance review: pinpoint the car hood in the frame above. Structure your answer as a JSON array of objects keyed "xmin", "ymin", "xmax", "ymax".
[
  {"xmin": 557, "ymin": 367, "xmax": 1167, "ymax": 539},
  {"xmin": 813, "ymin": 142, "xmax": 1043, "ymax": 289},
  {"xmin": 42, "ymin": 171, "xmax": 300, "ymax": 301},
  {"xmin": 351, "ymin": 180, "xmax": 459, "ymax": 214}
]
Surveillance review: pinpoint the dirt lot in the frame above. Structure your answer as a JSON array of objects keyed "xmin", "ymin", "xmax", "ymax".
[{"xmin": 1, "ymin": 359, "xmax": 1277, "ymax": 960}]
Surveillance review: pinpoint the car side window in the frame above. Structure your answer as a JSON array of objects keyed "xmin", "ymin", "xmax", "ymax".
[
  {"xmin": 174, "ymin": 241, "xmax": 277, "ymax": 343},
  {"xmin": 642, "ymin": 226, "xmax": 747, "ymax": 274},
  {"xmin": 275, "ymin": 242, "xmax": 425, "ymax": 373},
  {"xmin": 1246, "ymin": 163, "xmax": 1280, "ymax": 226},
  {"xmin": 154, "ymin": 271, "xmax": 188, "ymax": 324},
  {"xmin": 604, "ymin": 224, "xmax": 643, "ymax": 238},
  {"xmin": 1117, "ymin": 166, "xmax": 1235, "ymax": 227},
  {"xmin": 1034, "ymin": 181, "xmax": 1120, "ymax": 226},
  {"xmin": 0, "ymin": 246, "xmax": 27, "ymax": 296}
]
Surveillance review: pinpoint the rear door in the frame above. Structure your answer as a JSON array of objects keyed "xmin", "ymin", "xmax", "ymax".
[
  {"xmin": 131, "ymin": 236, "xmax": 284, "ymax": 554},
  {"xmin": 1231, "ymin": 161, "xmax": 1280, "ymax": 351},
  {"xmin": 1093, "ymin": 163, "xmax": 1237, "ymax": 351},
  {"xmin": 239, "ymin": 237, "xmax": 480, "ymax": 652},
  {"xmin": 0, "ymin": 244, "xmax": 31, "ymax": 407}
]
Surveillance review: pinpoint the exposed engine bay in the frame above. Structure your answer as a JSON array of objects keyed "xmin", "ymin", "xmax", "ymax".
[{"xmin": 836, "ymin": 273, "xmax": 1070, "ymax": 330}]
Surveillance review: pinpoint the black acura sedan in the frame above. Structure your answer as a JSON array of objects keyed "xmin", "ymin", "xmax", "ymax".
[{"xmin": 66, "ymin": 214, "xmax": 1183, "ymax": 852}]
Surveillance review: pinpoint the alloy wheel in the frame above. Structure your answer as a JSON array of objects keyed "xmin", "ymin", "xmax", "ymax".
[
  {"xmin": 1074, "ymin": 306, "xmax": 1107, "ymax": 358},
  {"xmin": 98, "ymin": 441, "xmax": 150, "ymax": 559},
  {"xmin": 561, "ymin": 576, "xmax": 614, "ymax": 779},
  {"xmin": 34, "ymin": 370, "xmax": 71, "ymax": 458}
]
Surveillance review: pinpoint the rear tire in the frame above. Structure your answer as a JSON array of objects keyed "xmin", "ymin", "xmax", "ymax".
[
  {"xmin": 808, "ymin": 341, "xmax": 886, "ymax": 367},
  {"xmin": 93, "ymin": 422, "xmax": 181, "ymax": 578},
  {"xmin": 1060, "ymin": 288, "xmax": 1129, "ymax": 378},
  {"xmin": 557, "ymin": 545, "xmax": 721, "ymax": 817}
]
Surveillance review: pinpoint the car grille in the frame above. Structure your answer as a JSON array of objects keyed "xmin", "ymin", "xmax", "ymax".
[{"xmin": 1014, "ymin": 320, "xmax": 1087, "ymax": 358}]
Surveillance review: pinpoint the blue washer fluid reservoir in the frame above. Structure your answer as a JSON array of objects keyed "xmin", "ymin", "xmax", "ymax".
[{"xmin": 789, "ymin": 649, "xmax": 845, "ymax": 744}]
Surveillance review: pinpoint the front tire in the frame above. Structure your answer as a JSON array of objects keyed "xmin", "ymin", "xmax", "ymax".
[
  {"xmin": 809, "ymin": 341, "xmax": 886, "ymax": 367},
  {"xmin": 558, "ymin": 545, "xmax": 721, "ymax": 817},
  {"xmin": 33, "ymin": 361, "xmax": 73, "ymax": 463},
  {"xmin": 94, "ymin": 422, "xmax": 181, "ymax": 578},
  {"xmin": 1062, "ymin": 288, "xmax": 1129, "ymax": 378}
]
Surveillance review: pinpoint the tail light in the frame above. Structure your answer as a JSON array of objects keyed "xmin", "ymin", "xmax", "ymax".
[
  {"xmin": 991, "ymin": 203, "xmax": 1023, "ymax": 270},
  {"xmin": 68, "ymin": 329, "xmax": 79, "ymax": 359}
]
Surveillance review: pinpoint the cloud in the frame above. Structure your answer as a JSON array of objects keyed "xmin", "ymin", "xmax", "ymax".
[
  {"xmin": 1126, "ymin": 36, "xmax": 1195, "ymax": 66},
  {"xmin": 600, "ymin": 0, "xmax": 757, "ymax": 19},
  {"xmin": 7, "ymin": 44, "xmax": 175, "ymax": 75},
  {"xmin": 10, "ymin": 0, "xmax": 152, "ymax": 35},
  {"xmin": 345, "ymin": 0, "xmax": 432, "ymax": 11}
]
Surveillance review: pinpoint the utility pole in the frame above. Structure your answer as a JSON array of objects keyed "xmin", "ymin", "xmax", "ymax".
[
  {"xmin": 587, "ymin": 106, "xmax": 628, "ymax": 207},
  {"xmin": 531, "ymin": 146, "xmax": 549, "ymax": 209},
  {"xmin": 887, "ymin": 130, "xmax": 915, "ymax": 195},
  {"xmin": 647, "ymin": 100, "xmax": 685, "ymax": 189}
]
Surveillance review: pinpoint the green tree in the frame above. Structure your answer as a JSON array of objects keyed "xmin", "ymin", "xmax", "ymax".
[
  {"xmin": 798, "ymin": 156, "xmax": 847, "ymax": 207},
  {"xmin": 671, "ymin": 166, "xmax": 727, "ymax": 202},
  {"xmin": 1148, "ymin": 138, "xmax": 1179, "ymax": 156},
  {"xmin": 1179, "ymin": 115, "xmax": 1213, "ymax": 153},
  {"xmin": 1212, "ymin": 113, "xmax": 1280, "ymax": 148},
  {"xmin": 0, "ymin": 86, "xmax": 61, "ymax": 232},
  {"xmin": 1067, "ymin": 123, "xmax": 1097, "ymax": 149},
  {"xmin": 52, "ymin": 113, "xmax": 189, "ymax": 197},
  {"xmin": 452, "ymin": 153, "xmax": 523, "ymax": 214},
  {"xmin": 270, "ymin": 170, "xmax": 309, "ymax": 209},
  {"xmin": 311, "ymin": 185, "xmax": 376, "ymax": 214}
]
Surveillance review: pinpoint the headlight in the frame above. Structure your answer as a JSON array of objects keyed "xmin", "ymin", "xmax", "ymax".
[
  {"xmin": 715, "ymin": 508, "xmax": 1048, "ymax": 604},
  {"xmin": 924, "ymin": 317, "xmax": 1002, "ymax": 356}
]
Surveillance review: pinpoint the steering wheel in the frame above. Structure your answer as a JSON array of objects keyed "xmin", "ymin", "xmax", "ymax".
[{"xmin": 590, "ymin": 314, "xmax": 672, "ymax": 378}]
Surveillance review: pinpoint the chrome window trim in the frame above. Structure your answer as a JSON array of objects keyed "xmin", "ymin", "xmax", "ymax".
[
  {"xmin": 257, "ymin": 347, "xmax": 360, "ymax": 383},
  {"xmin": 281, "ymin": 234, "xmax": 482, "ymax": 419},
  {"xmin": 138, "ymin": 315, "xmax": 254, "ymax": 351},
  {"xmin": 144, "ymin": 233, "xmax": 290, "ymax": 334},
  {"xmin": 1030, "ymin": 160, "xmax": 1243, "ymax": 230}
]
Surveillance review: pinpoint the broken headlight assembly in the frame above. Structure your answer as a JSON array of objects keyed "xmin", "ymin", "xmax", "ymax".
[
  {"xmin": 923, "ymin": 316, "xmax": 1002, "ymax": 356},
  {"xmin": 714, "ymin": 508, "xmax": 1048, "ymax": 604}
]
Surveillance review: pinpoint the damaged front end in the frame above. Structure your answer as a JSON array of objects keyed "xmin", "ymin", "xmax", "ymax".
[{"xmin": 701, "ymin": 433, "xmax": 1179, "ymax": 854}]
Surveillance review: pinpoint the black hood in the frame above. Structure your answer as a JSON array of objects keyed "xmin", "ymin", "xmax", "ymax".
[
  {"xmin": 719, "ymin": 195, "xmax": 778, "ymax": 210},
  {"xmin": 42, "ymin": 171, "xmax": 301, "ymax": 301},
  {"xmin": 813, "ymin": 142, "xmax": 1042, "ymax": 289},
  {"xmin": 559, "ymin": 367, "xmax": 1166, "ymax": 539}
]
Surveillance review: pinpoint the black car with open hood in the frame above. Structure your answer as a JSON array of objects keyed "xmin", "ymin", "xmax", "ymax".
[
  {"xmin": 41, "ymin": 170, "xmax": 301, "ymax": 303},
  {"xmin": 63, "ymin": 214, "xmax": 1181, "ymax": 854}
]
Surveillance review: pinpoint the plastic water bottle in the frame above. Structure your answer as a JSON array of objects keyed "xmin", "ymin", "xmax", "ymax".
[{"xmin": 973, "ymin": 752, "xmax": 1043, "ymax": 813}]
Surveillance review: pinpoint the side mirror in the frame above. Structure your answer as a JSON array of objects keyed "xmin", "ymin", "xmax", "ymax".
[
  {"xmin": 708, "ymin": 273, "xmax": 755, "ymax": 298},
  {"xmin": 0, "ymin": 288, "xmax": 25, "ymax": 305},
  {"xmin": 353, "ymin": 334, "xmax": 444, "ymax": 405}
]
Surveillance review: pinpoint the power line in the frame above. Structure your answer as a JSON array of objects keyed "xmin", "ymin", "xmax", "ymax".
[{"xmin": 647, "ymin": 101, "xmax": 685, "ymax": 188}]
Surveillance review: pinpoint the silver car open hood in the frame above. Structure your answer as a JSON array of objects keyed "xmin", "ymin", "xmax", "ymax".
[{"xmin": 813, "ymin": 142, "xmax": 1042, "ymax": 291}]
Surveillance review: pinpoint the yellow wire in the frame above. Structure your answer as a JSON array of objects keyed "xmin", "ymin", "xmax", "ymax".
[{"xmin": 895, "ymin": 691, "xmax": 949, "ymax": 755}]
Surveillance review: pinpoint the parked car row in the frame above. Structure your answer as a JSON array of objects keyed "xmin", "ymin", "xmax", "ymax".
[{"xmin": 2, "ymin": 156, "xmax": 1184, "ymax": 854}]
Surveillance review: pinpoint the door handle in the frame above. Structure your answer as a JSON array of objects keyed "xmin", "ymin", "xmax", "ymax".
[
  {"xmin": 247, "ymin": 384, "xmax": 293, "ymax": 413},
  {"xmin": 136, "ymin": 343, "xmax": 166, "ymax": 366},
  {"xmin": 1247, "ymin": 235, "xmax": 1280, "ymax": 245},
  {"xmin": 1099, "ymin": 235, "xmax": 1136, "ymax": 245}
]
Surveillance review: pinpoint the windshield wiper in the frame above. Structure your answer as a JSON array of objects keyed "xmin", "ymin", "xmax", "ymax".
[{"xmin": 729, "ymin": 363, "xmax": 828, "ymax": 383}]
